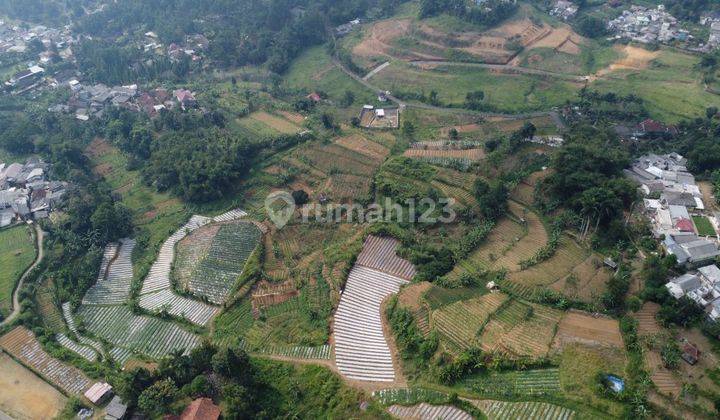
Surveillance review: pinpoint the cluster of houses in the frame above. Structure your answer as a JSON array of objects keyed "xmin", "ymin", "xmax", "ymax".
[
  {"xmin": 48, "ymin": 81, "xmax": 198, "ymax": 120},
  {"xmin": 335, "ymin": 19, "xmax": 361, "ymax": 37},
  {"xmin": 0, "ymin": 19, "xmax": 74, "ymax": 60},
  {"xmin": 608, "ymin": 5, "xmax": 690, "ymax": 45},
  {"xmin": 0, "ymin": 158, "xmax": 67, "ymax": 228},
  {"xmin": 145, "ymin": 31, "xmax": 208, "ymax": 62},
  {"xmin": 627, "ymin": 153, "xmax": 720, "ymax": 322},
  {"xmin": 700, "ymin": 11, "xmax": 720, "ymax": 49},
  {"xmin": 549, "ymin": 0, "xmax": 578, "ymax": 21}
]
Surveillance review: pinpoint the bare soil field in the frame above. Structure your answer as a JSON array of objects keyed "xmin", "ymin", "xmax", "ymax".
[
  {"xmin": 634, "ymin": 302, "xmax": 663, "ymax": 336},
  {"xmin": 553, "ymin": 311, "xmax": 624, "ymax": 349},
  {"xmin": 645, "ymin": 350, "xmax": 682, "ymax": 397},
  {"xmin": 0, "ymin": 353, "xmax": 67, "ymax": 420},
  {"xmin": 278, "ymin": 110, "xmax": 306, "ymax": 124},
  {"xmin": 594, "ymin": 45, "xmax": 659, "ymax": 78},
  {"xmin": 335, "ymin": 134, "xmax": 390, "ymax": 161}
]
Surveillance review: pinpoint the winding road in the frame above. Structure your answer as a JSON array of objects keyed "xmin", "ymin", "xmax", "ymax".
[{"xmin": 1, "ymin": 224, "xmax": 44, "ymax": 327}]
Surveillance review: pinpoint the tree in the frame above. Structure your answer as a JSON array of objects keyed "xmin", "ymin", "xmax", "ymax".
[
  {"xmin": 223, "ymin": 384, "xmax": 252, "ymax": 419},
  {"xmin": 449, "ymin": 128, "xmax": 459, "ymax": 140},
  {"xmin": 576, "ymin": 15, "xmax": 608, "ymax": 38},
  {"xmin": 138, "ymin": 379, "xmax": 178, "ymax": 416},
  {"xmin": 464, "ymin": 90, "xmax": 485, "ymax": 110},
  {"xmin": 187, "ymin": 375, "xmax": 213, "ymax": 398},
  {"xmin": 341, "ymin": 90, "xmax": 355, "ymax": 107},
  {"xmin": 211, "ymin": 347, "xmax": 252, "ymax": 385},
  {"xmin": 291, "ymin": 189, "xmax": 309, "ymax": 205},
  {"xmin": 117, "ymin": 367, "xmax": 154, "ymax": 405},
  {"xmin": 90, "ymin": 202, "xmax": 133, "ymax": 243},
  {"xmin": 474, "ymin": 178, "xmax": 508, "ymax": 220}
]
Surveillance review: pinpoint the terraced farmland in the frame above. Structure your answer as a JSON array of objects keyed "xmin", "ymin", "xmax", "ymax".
[
  {"xmin": 334, "ymin": 264, "xmax": 410, "ymax": 382},
  {"xmin": 473, "ymin": 400, "xmax": 576, "ymax": 420},
  {"xmin": 0, "ymin": 327, "xmax": 93, "ymax": 395},
  {"xmin": 77, "ymin": 305, "xmax": 200, "ymax": 358},
  {"xmin": 185, "ymin": 222, "xmax": 261, "ymax": 304},
  {"xmin": 356, "ymin": 235, "xmax": 417, "ymax": 280},
  {"xmin": 139, "ymin": 215, "xmax": 220, "ymax": 325},
  {"xmin": 82, "ymin": 239, "xmax": 134, "ymax": 305},
  {"xmin": 432, "ymin": 293, "xmax": 509, "ymax": 351},
  {"xmin": 237, "ymin": 339, "xmax": 332, "ymax": 360},
  {"xmin": 373, "ymin": 388, "xmax": 450, "ymax": 405},
  {"xmin": 212, "ymin": 299, "xmax": 254, "ymax": 348},
  {"xmin": 463, "ymin": 368, "xmax": 562, "ymax": 397},
  {"xmin": 506, "ymin": 236, "xmax": 588, "ymax": 287},
  {"xmin": 479, "ymin": 301, "xmax": 562, "ymax": 358},
  {"xmin": 55, "ymin": 333, "xmax": 97, "ymax": 362},
  {"xmin": 387, "ymin": 403, "xmax": 473, "ymax": 420}
]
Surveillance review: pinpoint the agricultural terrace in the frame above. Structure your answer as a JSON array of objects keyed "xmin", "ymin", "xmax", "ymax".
[
  {"xmin": 0, "ymin": 225, "xmax": 35, "ymax": 317},
  {"xmin": 271, "ymin": 133, "xmax": 390, "ymax": 203},
  {"xmin": 505, "ymin": 235, "xmax": 588, "ymax": 287},
  {"xmin": 463, "ymin": 368, "xmax": 562, "ymax": 397},
  {"xmin": 547, "ymin": 253, "xmax": 612, "ymax": 303},
  {"xmin": 0, "ymin": 327, "xmax": 92, "ymax": 395},
  {"xmin": 479, "ymin": 300, "xmax": 562, "ymax": 359},
  {"xmin": 387, "ymin": 403, "xmax": 472, "ymax": 420},
  {"xmin": 78, "ymin": 305, "xmax": 200, "ymax": 359},
  {"xmin": 0, "ymin": 352, "xmax": 67, "ymax": 419},
  {"xmin": 85, "ymin": 139, "xmax": 186, "ymax": 265},
  {"xmin": 472, "ymin": 400, "xmax": 576, "ymax": 420},
  {"xmin": 334, "ymin": 236, "xmax": 415, "ymax": 382},
  {"xmin": 175, "ymin": 221, "xmax": 261, "ymax": 304},
  {"xmin": 446, "ymin": 201, "xmax": 548, "ymax": 281},
  {"xmin": 558, "ymin": 344, "xmax": 628, "ymax": 417},
  {"xmin": 371, "ymin": 61, "xmax": 580, "ymax": 113},
  {"xmin": 553, "ymin": 311, "xmax": 624, "ymax": 349},
  {"xmin": 431, "ymin": 292, "xmax": 508, "ymax": 352},
  {"xmin": 235, "ymin": 111, "xmax": 303, "ymax": 137},
  {"xmin": 510, "ymin": 169, "xmax": 552, "ymax": 207}
]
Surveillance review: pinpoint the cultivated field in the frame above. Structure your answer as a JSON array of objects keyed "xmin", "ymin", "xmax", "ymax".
[
  {"xmin": 334, "ymin": 265, "xmax": 409, "ymax": 382},
  {"xmin": 432, "ymin": 293, "xmax": 509, "ymax": 351},
  {"xmin": 356, "ymin": 235, "xmax": 417, "ymax": 280},
  {"xmin": 0, "ymin": 352, "xmax": 67, "ymax": 420},
  {"xmin": 506, "ymin": 236, "xmax": 587, "ymax": 286},
  {"xmin": 0, "ymin": 225, "xmax": 35, "ymax": 317},
  {"xmin": 387, "ymin": 403, "xmax": 472, "ymax": 420},
  {"xmin": 464, "ymin": 368, "xmax": 562, "ymax": 397},
  {"xmin": 82, "ymin": 239, "xmax": 134, "ymax": 305},
  {"xmin": 479, "ymin": 300, "xmax": 562, "ymax": 358},
  {"xmin": 236, "ymin": 111, "xmax": 302, "ymax": 136},
  {"xmin": 0, "ymin": 327, "xmax": 92, "ymax": 395},
  {"xmin": 549, "ymin": 254, "xmax": 611, "ymax": 303},
  {"xmin": 472, "ymin": 400, "xmax": 576, "ymax": 420},
  {"xmin": 634, "ymin": 302, "xmax": 662, "ymax": 336},
  {"xmin": 646, "ymin": 350, "xmax": 681, "ymax": 398},
  {"xmin": 78, "ymin": 305, "xmax": 200, "ymax": 358},
  {"xmin": 553, "ymin": 311, "xmax": 623, "ymax": 349},
  {"xmin": 403, "ymin": 148, "xmax": 485, "ymax": 161}
]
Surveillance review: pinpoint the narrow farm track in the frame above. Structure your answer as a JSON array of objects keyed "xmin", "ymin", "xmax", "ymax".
[{"xmin": 1, "ymin": 225, "xmax": 43, "ymax": 327}]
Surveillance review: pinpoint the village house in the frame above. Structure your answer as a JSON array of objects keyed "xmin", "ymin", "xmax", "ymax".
[
  {"xmin": 549, "ymin": 0, "xmax": 578, "ymax": 21},
  {"xmin": 174, "ymin": 88, "xmax": 197, "ymax": 110},
  {"xmin": 0, "ymin": 158, "xmax": 67, "ymax": 227}
]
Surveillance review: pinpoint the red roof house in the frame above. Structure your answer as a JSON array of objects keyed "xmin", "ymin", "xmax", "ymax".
[
  {"xmin": 306, "ymin": 92, "xmax": 321, "ymax": 102},
  {"xmin": 675, "ymin": 218, "xmax": 695, "ymax": 233},
  {"xmin": 180, "ymin": 398, "xmax": 220, "ymax": 420}
]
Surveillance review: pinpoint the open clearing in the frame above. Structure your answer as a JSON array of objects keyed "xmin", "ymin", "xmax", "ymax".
[
  {"xmin": 594, "ymin": 45, "xmax": 659, "ymax": 77},
  {"xmin": 553, "ymin": 311, "xmax": 624, "ymax": 349},
  {"xmin": 0, "ymin": 353, "xmax": 66, "ymax": 420},
  {"xmin": 0, "ymin": 225, "xmax": 35, "ymax": 317}
]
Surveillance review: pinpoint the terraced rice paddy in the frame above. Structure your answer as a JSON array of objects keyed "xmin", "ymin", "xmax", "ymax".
[
  {"xmin": 0, "ymin": 327, "xmax": 93, "ymax": 395},
  {"xmin": 463, "ymin": 368, "xmax": 562, "ymax": 397},
  {"xmin": 387, "ymin": 403, "xmax": 473, "ymax": 420},
  {"xmin": 334, "ymin": 265, "xmax": 409, "ymax": 382},
  {"xmin": 479, "ymin": 301, "xmax": 562, "ymax": 358},
  {"xmin": 82, "ymin": 239, "xmax": 134, "ymax": 305},
  {"xmin": 472, "ymin": 400, "xmax": 576, "ymax": 420},
  {"xmin": 77, "ymin": 305, "xmax": 200, "ymax": 358},
  {"xmin": 184, "ymin": 222, "xmax": 261, "ymax": 304},
  {"xmin": 432, "ymin": 293, "xmax": 509, "ymax": 351}
]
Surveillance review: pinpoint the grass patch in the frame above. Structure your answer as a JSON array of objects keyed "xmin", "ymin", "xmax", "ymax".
[
  {"xmin": 0, "ymin": 225, "xmax": 35, "ymax": 317},
  {"xmin": 693, "ymin": 215, "xmax": 716, "ymax": 236}
]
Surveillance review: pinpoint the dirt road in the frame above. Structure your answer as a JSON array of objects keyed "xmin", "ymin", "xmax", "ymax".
[{"xmin": 1, "ymin": 225, "xmax": 44, "ymax": 327}]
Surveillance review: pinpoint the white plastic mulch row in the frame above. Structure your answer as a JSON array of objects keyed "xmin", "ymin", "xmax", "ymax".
[
  {"xmin": 77, "ymin": 305, "xmax": 200, "ymax": 358},
  {"xmin": 355, "ymin": 235, "xmax": 417, "ymax": 280},
  {"xmin": 62, "ymin": 302, "xmax": 103, "ymax": 353},
  {"xmin": 334, "ymin": 265, "xmax": 408, "ymax": 382},
  {"xmin": 479, "ymin": 401, "xmax": 576, "ymax": 420},
  {"xmin": 109, "ymin": 347, "xmax": 134, "ymax": 366},
  {"xmin": 0, "ymin": 327, "xmax": 92, "ymax": 395},
  {"xmin": 55, "ymin": 333, "xmax": 98, "ymax": 362},
  {"xmin": 212, "ymin": 208, "xmax": 247, "ymax": 222},
  {"xmin": 141, "ymin": 215, "xmax": 212, "ymax": 295},
  {"xmin": 139, "ymin": 289, "xmax": 219, "ymax": 326},
  {"xmin": 237, "ymin": 339, "xmax": 332, "ymax": 360},
  {"xmin": 82, "ymin": 238, "xmax": 135, "ymax": 305},
  {"xmin": 387, "ymin": 403, "xmax": 473, "ymax": 420}
]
